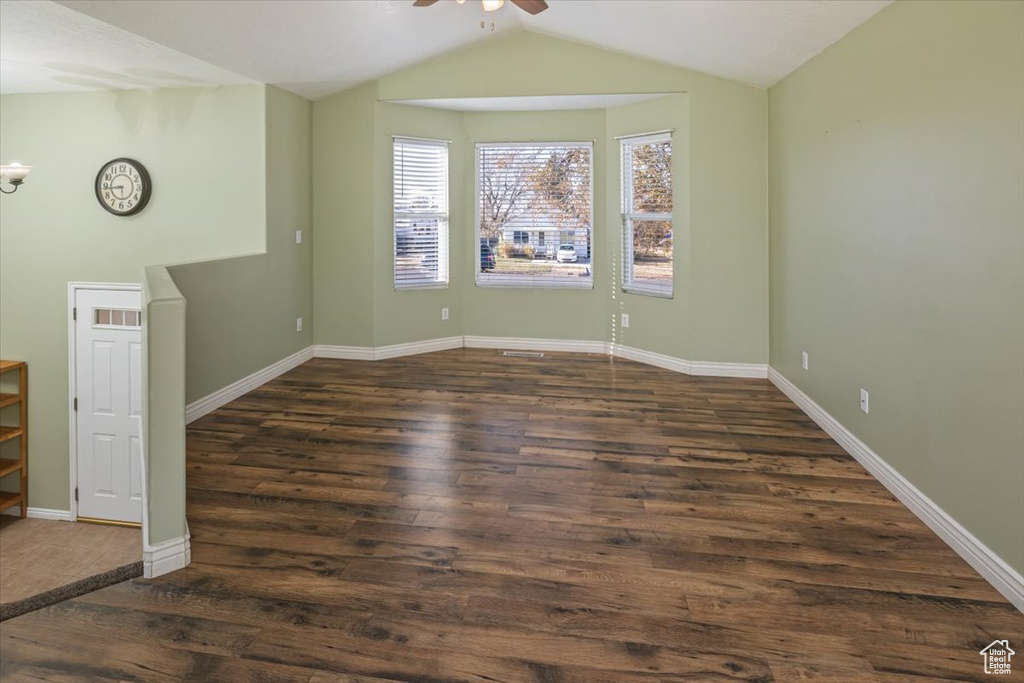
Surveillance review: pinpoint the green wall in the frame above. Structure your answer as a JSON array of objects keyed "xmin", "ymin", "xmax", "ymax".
[
  {"xmin": 312, "ymin": 83, "xmax": 376, "ymax": 347},
  {"xmin": 373, "ymin": 102, "xmax": 467, "ymax": 346},
  {"xmin": 170, "ymin": 86, "xmax": 313, "ymax": 402},
  {"xmin": 313, "ymin": 32, "xmax": 768, "ymax": 363},
  {"xmin": 0, "ymin": 85, "xmax": 266, "ymax": 512},
  {"xmin": 769, "ymin": 0, "xmax": 1024, "ymax": 573}
]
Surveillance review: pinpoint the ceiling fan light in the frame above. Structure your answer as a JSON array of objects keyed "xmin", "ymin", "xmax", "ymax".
[
  {"xmin": 456, "ymin": 0, "xmax": 465, "ymax": 3},
  {"xmin": 481, "ymin": 0, "xmax": 504, "ymax": 11}
]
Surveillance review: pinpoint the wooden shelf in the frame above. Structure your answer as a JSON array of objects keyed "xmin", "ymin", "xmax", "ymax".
[
  {"xmin": 0, "ymin": 425, "xmax": 24, "ymax": 443},
  {"xmin": 0, "ymin": 490, "xmax": 23, "ymax": 512},
  {"xmin": 0, "ymin": 458, "xmax": 22, "ymax": 478},
  {"xmin": 0, "ymin": 360, "xmax": 27, "ymax": 518}
]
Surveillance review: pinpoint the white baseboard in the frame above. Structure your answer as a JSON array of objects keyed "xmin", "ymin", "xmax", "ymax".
[
  {"xmin": 610, "ymin": 343, "xmax": 692, "ymax": 374},
  {"xmin": 375, "ymin": 336, "xmax": 465, "ymax": 360},
  {"xmin": 313, "ymin": 336, "xmax": 766, "ymax": 379},
  {"xmin": 144, "ymin": 532, "xmax": 191, "ymax": 579},
  {"xmin": 768, "ymin": 366, "xmax": 1024, "ymax": 612},
  {"xmin": 689, "ymin": 359, "xmax": 769, "ymax": 379},
  {"xmin": 185, "ymin": 345, "xmax": 314, "ymax": 423},
  {"xmin": 1, "ymin": 507, "xmax": 73, "ymax": 521},
  {"xmin": 609, "ymin": 343, "xmax": 768, "ymax": 379},
  {"xmin": 313, "ymin": 344, "xmax": 375, "ymax": 361},
  {"xmin": 315, "ymin": 336, "xmax": 464, "ymax": 361},
  {"xmin": 464, "ymin": 335, "xmax": 608, "ymax": 355}
]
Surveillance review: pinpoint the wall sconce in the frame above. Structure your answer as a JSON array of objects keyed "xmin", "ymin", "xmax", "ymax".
[{"xmin": 0, "ymin": 163, "xmax": 32, "ymax": 194}]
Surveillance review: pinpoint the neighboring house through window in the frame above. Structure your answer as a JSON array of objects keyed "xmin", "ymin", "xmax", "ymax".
[
  {"xmin": 621, "ymin": 132, "xmax": 673, "ymax": 297},
  {"xmin": 393, "ymin": 136, "xmax": 449, "ymax": 289},
  {"xmin": 476, "ymin": 142, "xmax": 593, "ymax": 288}
]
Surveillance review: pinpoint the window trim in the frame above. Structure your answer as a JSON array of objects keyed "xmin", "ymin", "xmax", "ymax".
[
  {"xmin": 621, "ymin": 131, "xmax": 674, "ymax": 299},
  {"xmin": 393, "ymin": 136, "xmax": 450, "ymax": 291},
  {"xmin": 474, "ymin": 141, "xmax": 595, "ymax": 290}
]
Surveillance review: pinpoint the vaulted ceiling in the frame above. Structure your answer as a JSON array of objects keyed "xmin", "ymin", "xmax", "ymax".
[{"xmin": 2, "ymin": 0, "xmax": 892, "ymax": 100}]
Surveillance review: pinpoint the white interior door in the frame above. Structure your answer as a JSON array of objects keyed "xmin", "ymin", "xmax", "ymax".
[{"xmin": 75, "ymin": 287, "xmax": 144, "ymax": 524}]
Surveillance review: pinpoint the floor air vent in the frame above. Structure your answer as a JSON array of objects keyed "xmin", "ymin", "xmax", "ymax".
[{"xmin": 503, "ymin": 351, "xmax": 544, "ymax": 358}]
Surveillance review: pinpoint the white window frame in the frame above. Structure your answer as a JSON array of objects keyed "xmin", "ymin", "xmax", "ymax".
[
  {"xmin": 475, "ymin": 141, "xmax": 594, "ymax": 290},
  {"xmin": 393, "ymin": 136, "xmax": 450, "ymax": 290},
  {"xmin": 621, "ymin": 132, "xmax": 673, "ymax": 298}
]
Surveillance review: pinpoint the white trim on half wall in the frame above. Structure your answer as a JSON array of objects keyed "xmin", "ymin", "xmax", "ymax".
[
  {"xmin": 144, "ymin": 532, "xmax": 191, "ymax": 579},
  {"xmin": 768, "ymin": 366, "xmax": 1024, "ymax": 612}
]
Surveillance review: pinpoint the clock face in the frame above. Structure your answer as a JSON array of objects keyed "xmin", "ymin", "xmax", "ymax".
[{"xmin": 95, "ymin": 158, "xmax": 151, "ymax": 216}]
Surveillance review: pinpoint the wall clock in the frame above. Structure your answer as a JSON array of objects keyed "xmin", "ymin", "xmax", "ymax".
[{"xmin": 95, "ymin": 158, "xmax": 151, "ymax": 216}]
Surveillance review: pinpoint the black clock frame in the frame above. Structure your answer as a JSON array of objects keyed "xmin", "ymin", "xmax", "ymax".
[{"xmin": 95, "ymin": 157, "xmax": 152, "ymax": 216}]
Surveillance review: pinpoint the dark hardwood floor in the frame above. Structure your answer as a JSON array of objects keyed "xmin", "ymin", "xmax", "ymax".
[{"xmin": 1, "ymin": 349, "xmax": 1020, "ymax": 682}]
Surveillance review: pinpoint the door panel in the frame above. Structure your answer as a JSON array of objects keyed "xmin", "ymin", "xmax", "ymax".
[
  {"xmin": 91, "ymin": 341, "xmax": 114, "ymax": 414},
  {"xmin": 75, "ymin": 288, "xmax": 143, "ymax": 524},
  {"xmin": 92, "ymin": 434, "xmax": 116, "ymax": 495}
]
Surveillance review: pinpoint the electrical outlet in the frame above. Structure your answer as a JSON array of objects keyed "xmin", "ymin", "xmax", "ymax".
[
  {"xmin": 295, "ymin": 230, "xmax": 303, "ymax": 244},
  {"xmin": 621, "ymin": 313, "xmax": 630, "ymax": 328},
  {"xmin": 860, "ymin": 388, "xmax": 869, "ymax": 414},
  {"xmin": 441, "ymin": 307, "xmax": 450, "ymax": 321},
  {"xmin": 296, "ymin": 317, "xmax": 303, "ymax": 332},
  {"xmin": 801, "ymin": 351, "xmax": 809, "ymax": 370}
]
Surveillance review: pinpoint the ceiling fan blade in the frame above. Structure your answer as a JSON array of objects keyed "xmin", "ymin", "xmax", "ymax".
[
  {"xmin": 412, "ymin": 0, "xmax": 440, "ymax": 6},
  {"xmin": 510, "ymin": 0, "xmax": 549, "ymax": 14}
]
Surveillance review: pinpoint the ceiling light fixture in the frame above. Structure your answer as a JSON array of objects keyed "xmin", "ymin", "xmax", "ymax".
[
  {"xmin": 412, "ymin": 0, "xmax": 548, "ymax": 16},
  {"xmin": 413, "ymin": 0, "xmax": 547, "ymax": 31},
  {"xmin": 0, "ymin": 163, "xmax": 31, "ymax": 194}
]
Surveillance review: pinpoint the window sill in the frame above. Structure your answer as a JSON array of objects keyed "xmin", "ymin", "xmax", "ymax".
[
  {"xmin": 395, "ymin": 283, "xmax": 449, "ymax": 292},
  {"xmin": 622, "ymin": 285, "xmax": 673, "ymax": 299},
  {"xmin": 476, "ymin": 276, "xmax": 594, "ymax": 290}
]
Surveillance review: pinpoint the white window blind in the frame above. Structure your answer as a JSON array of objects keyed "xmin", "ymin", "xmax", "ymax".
[
  {"xmin": 476, "ymin": 142, "xmax": 593, "ymax": 289},
  {"xmin": 621, "ymin": 132, "xmax": 673, "ymax": 297},
  {"xmin": 394, "ymin": 137, "xmax": 449, "ymax": 289}
]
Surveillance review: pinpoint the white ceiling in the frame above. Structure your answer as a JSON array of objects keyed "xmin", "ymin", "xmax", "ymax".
[
  {"xmin": 2, "ymin": 0, "xmax": 893, "ymax": 100},
  {"xmin": 0, "ymin": 0, "xmax": 255, "ymax": 94}
]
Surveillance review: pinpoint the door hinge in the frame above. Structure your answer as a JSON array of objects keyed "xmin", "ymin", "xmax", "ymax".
[
  {"xmin": 74, "ymin": 397, "xmax": 78, "ymax": 411},
  {"xmin": 74, "ymin": 487, "xmax": 79, "ymax": 502},
  {"xmin": 73, "ymin": 307, "xmax": 77, "ymax": 321}
]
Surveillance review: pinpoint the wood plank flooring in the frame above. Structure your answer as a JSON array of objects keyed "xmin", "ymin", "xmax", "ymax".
[{"xmin": 1, "ymin": 349, "xmax": 1020, "ymax": 682}]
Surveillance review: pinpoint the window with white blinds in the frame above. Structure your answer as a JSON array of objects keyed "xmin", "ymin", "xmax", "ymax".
[
  {"xmin": 476, "ymin": 142, "xmax": 593, "ymax": 289},
  {"xmin": 394, "ymin": 137, "xmax": 449, "ymax": 289},
  {"xmin": 621, "ymin": 132, "xmax": 673, "ymax": 297}
]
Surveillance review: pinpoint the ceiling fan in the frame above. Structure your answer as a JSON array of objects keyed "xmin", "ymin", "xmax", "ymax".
[{"xmin": 413, "ymin": 0, "xmax": 549, "ymax": 15}]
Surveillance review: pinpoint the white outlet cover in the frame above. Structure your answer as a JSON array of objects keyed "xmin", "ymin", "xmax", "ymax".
[
  {"xmin": 860, "ymin": 388, "xmax": 869, "ymax": 413},
  {"xmin": 441, "ymin": 307, "xmax": 449, "ymax": 321},
  {"xmin": 801, "ymin": 351, "xmax": 809, "ymax": 370},
  {"xmin": 621, "ymin": 313, "xmax": 630, "ymax": 328},
  {"xmin": 295, "ymin": 230, "xmax": 303, "ymax": 244},
  {"xmin": 296, "ymin": 317, "xmax": 303, "ymax": 332}
]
